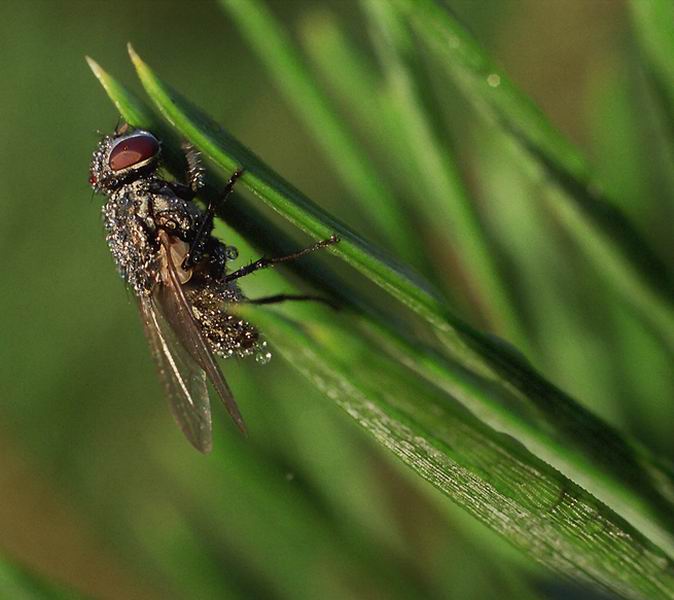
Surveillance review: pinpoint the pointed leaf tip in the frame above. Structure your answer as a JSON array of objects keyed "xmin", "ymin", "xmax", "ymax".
[
  {"xmin": 85, "ymin": 55, "xmax": 103, "ymax": 77},
  {"xmin": 127, "ymin": 42, "xmax": 142, "ymax": 65}
]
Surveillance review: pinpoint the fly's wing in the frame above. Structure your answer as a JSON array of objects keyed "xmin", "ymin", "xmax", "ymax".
[
  {"xmin": 138, "ymin": 295, "xmax": 213, "ymax": 453},
  {"xmin": 156, "ymin": 232, "xmax": 247, "ymax": 434}
]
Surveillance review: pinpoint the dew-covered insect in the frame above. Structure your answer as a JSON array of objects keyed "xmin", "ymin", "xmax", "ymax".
[{"xmin": 89, "ymin": 124, "xmax": 338, "ymax": 452}]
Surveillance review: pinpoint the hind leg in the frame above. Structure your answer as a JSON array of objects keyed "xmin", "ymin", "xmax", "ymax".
[
  {"xmin": 247, "ymin": 293, "xmax": 339, "ymax": 310},
  {"xmin": 223, "ymin": 235, "xmax": 339, "ymax": 283}
]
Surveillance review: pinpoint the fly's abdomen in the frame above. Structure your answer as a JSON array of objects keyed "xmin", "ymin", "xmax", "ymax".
[{"xmin": 187, "ymin": 282, "xmax": 261, "ymax": 359}]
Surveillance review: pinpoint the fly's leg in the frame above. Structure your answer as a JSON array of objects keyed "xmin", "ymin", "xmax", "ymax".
[
  {"xmin": 182, "ymin": 167, "xmax": 245, "ymax": 270},
  {"xmin": 166, "ymin": 144, "xmax": 206, "ymax": 200},
  {"xmin": 166, "ymin": 181, "xmax": 196, "ymax": 200},
  {"xmin": 223, "ymin": 235, "xmax": 340, "ymax": 283},
  {"xmin": 207, "ymin": 239, "xmax": 228, "ymax": 279},
  {"xmin": 247, "ymin": 293, "xmax": 339, "ymax": 310},
  {"xmin": 183, "ymin": 142, "xmax": 206, "ymax": 193}
]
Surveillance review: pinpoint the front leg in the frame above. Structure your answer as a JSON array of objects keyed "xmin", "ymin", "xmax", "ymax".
[
  {"xmin": 166, "ymin": 180, "xmax": 196, "ymax": 201},
  {"xmin": 183, "ymin": 168, "xmax": 245, "ymax": 270},
  {"xmin": 182, "ymin": 142, "xmax": 205, "ymax": 193},
  {"xmin": 163, "ymin": 143, "xmax": 206, "ymax": 200}
]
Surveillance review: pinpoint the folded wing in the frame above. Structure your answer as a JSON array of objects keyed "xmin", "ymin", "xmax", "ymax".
[
  {"xmin": 155, "ymin": 231, "xmax": 247, "ymax": 435},
  {"xmin": 138, "ymin": 294, "xmax": 213, "ymax": 453}
]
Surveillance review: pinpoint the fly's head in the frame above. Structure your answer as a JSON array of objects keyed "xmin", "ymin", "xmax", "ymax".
[{"xmin": 90, "ymin": 128, "xmax": 161, "ymax": 195}]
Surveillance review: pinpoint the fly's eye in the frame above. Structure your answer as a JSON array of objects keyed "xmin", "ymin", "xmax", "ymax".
[{"xmin": 108, "ymin": 133, "xmax": 159, "ymax": 172}]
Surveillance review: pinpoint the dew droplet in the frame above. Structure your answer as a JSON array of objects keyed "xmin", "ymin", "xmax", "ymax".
[
  {"xmin": 487, "ymin": 73, "xmax": 501, "ymax": 88},
  {"xmin": 254, "ymin": 342, "xmax": 272, "ymax": 364},
  {"xmin": 225, "ymin": 245, "xmax": 239, "ymax": 260},
  {"xmin": 256, "ymin": 351, "xmax": 272, "ymax": 365}
]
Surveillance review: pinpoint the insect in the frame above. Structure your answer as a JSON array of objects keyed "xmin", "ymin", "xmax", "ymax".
[{"xmin": 89, "ymin": 124, "xmax": 338, "ymax": 452}]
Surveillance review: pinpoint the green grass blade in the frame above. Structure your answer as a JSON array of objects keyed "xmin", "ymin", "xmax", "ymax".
[
  {"xmin": 216, "ymin": 0, "xmax": 421, "ymax": 265},
  {"xmin": 390, "ymin": 0, "xmax": 674, "ymax": 350},
  {"xmin": 628, "ymin": 0, "xmax": 674, "ymax": 130},
  {"xmin": 361, "ymin": 0, "xmax": 530, "ymax": 351},
  {"xmin": 236, "ymin": 303, "xmax": 674, "ymax": 600},
  {"xmin": 298, "ymin": 11, "xmax": 419, "ymax": 196},
  {"xmin": 298, "ymin": 11, "xmax": 390, "ymax": 140},
  {"xmin": 86, "ymin": 57, "xmax": 154, "ymax": 129},
  {"xmin": 88, "ymin": 50, "xmax": 674, "ymax": 563}
]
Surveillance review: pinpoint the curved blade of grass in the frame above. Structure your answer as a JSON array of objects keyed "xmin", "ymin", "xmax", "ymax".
[
  {"xmin": 361, "ymin": 0, "xmax": 530, "ymax": 352},
  {"xmin": 297, "ymin": 12, "xmax": 412, "ymax": 191},
  {"xmin": 236, "ymin": 303, "xmax": 674, "ymax": 600},
  {"xmin": 390, "ymin": 0, "xmax": 674, "ymax": 351},
  {"xmin": 628, "ymin": 0, "xmax": 674, "ymax": 136},
  {"xmin": 123, "ymin": 46, "xmax": 674, "ymax": 554},
  {"xmin": 217, "ymin": 0, "xmax": 422, "ymax": 266}
]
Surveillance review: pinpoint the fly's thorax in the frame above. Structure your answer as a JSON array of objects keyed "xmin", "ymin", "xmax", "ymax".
[
  {"xmin": 102, "ymin": 190, "xmax": 160, "ymax": 296},
  {"xmin": 151, "ymin": 191, "xmax": 200, "ymax": 239}
]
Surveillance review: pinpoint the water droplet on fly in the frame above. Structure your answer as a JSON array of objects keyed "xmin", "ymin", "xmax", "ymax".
[
  {"xmin": 256, "ymin": 351, "xmax": 272, "ymax": 364},
  {"xmin": 225, "ymin": 245, "xmax": 239, "ymax": 260},
  {"xmin": 255, "ymin": 341, "xmax": 272, "ymax": 364}
]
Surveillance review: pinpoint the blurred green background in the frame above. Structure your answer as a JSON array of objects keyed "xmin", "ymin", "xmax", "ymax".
[{"xmin": 0, "ymin": 1, "xmax": 671, "ymax": 599}]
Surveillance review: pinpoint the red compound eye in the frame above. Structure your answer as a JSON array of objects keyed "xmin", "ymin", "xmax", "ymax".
[{"xmin": 108, "ymin": 132, "xmax": 159, "ymax": 171}]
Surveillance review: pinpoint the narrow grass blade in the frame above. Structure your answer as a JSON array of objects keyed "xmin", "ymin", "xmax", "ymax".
[
  {"xmin": 390, "ymin": 0, "xmax": 674, "ymax": 350},
  {"xmin": 217, "ymin": 0, "xmax": 421, "ymax": 265},
  {"xmin": 297, "ymin": 12, "xmax": 476, "ymax": 308},
  {"xmin": 628, "ymin": 0, "xmax": 674, "ymax": 132},
  {"xmin": 298, "ymin": 11, "xmax": 417, "ymax": 195},
  {"xmin": 361, "ymin": 0, "xmax": 530, "ymax": 351},
  {"xmin": 236, "ymin": 303, "xmax": 674, "ymax": 600},
  {"xmin": 86, "ymin": 56, "xmax": 154, "ymax": 129}
]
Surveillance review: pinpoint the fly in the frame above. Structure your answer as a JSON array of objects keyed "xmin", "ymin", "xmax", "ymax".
[{"xmin": 89, "ymin": 124, "xmax": 338, "ymax": 452}]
